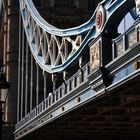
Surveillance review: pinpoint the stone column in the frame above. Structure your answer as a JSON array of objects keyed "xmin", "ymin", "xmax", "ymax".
[{"xmin": 5, "ymin": 0, "xmax": 19, "ymax": 124}]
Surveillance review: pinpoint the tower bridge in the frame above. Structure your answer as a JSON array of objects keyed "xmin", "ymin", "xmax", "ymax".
[{"xmin": 0, "ymin": 0, "xmax": 140, "ymax": 140}]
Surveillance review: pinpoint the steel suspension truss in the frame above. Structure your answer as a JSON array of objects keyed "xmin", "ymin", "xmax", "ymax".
[
  {"xmin": 19, "ymin": 0, "xmax": 135, "ymax": 73},
  {"xmin": 14, "ymin": 0, "xmax": 140, "ymax": 139}
]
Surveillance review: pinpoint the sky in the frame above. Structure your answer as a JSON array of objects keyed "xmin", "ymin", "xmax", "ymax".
[{"xmin": 118, "ymin": 12, "xmax": 136, "ymax": 34}]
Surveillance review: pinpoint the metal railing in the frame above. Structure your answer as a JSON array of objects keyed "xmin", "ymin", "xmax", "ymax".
[
  {"xmin": 15, "ymin": 0, "xmax": 137, "ymax": 132},
  {"xmin": 112, "ymin": 21, "xmax": 138, "ymax": 59},
  {"xmin": 15, "ymin": 17, "xmax": 140, "ymax": 130},
  {"xmin": 16, "ymin": 62, "xmax": 91, "ymax": 130}
]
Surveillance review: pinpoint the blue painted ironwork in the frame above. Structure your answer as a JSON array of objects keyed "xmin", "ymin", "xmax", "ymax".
[
  {"xmin": 15, "ymin": 17, "xmax": 140, "ymax": 137},
  {"xmin": 14, "ymin": 1, "xmax": 140, "ymax": 139},
  {"xmin": 19, "ymin": 0, "xmax": 135, "ymax": 73}
]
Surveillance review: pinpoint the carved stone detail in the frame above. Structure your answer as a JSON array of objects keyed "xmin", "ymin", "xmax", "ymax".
[
  {"xmin": 90, "ymin": 42, "xmax": 100, "ymax": 70},
  {"xmin": 116, "ymin": 41, "xmax": 124, "ymax": 57},
  {"xmin": 135, "ymin": 0, "xmax": 140, "ymax": 15},
  {"xmin": 128, "ymin": 30, "xmax": 137, "ymax": 48}
]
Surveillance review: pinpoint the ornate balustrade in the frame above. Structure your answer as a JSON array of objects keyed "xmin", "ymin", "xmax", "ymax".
[
  {"xmin": 15, "ymin": 16, "xmax": 140, "ymax": 139},
  {"xmin": 15, "ymin": 0, "xmax": 139, "ymax": 139},
  {"xmin": 19, "ymin": 0, "xmax": 135, "ymax": 73},
  {"xmin": 15, "ymin": 62, "xmax": 91, "ymax": 131},
  {"xmin": 113, "ymin": 20, "xmax": 139, "ymax": 59},
  {"xmin": 108, "ymin": 19, "xmax": 140, "ymax": 86}
]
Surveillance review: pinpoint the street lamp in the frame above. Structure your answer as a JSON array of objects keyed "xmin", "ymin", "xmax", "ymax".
[
  {"xmin": 0, "ymin": 67, "xmax": 10, "ymax": 140},
  {"xmin": 0, "ymin": 68, "xmax": 10, "ymax": 125}
]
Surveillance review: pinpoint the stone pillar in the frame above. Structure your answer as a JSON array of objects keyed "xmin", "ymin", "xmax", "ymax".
[{"xmin": 5, "ymin": 0, "xmax": 19, "ymax": 124}]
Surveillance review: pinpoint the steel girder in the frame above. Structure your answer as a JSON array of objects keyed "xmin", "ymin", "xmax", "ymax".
[{"xmin": 19, "ymin": 0, "xmax": 135, "ymax": 73}]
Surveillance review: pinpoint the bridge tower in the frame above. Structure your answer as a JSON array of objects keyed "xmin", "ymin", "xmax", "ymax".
[{"xmin": 0, "ymin": 0, "xmax": 19, "ymax": 139}]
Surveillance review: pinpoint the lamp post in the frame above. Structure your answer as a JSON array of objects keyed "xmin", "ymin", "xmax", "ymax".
[{"xmin": 0, "ymin": 68, "xmax": 10, "ymax": 139}]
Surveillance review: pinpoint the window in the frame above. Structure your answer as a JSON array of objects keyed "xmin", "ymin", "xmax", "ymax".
[{"xmin": 55, "ymin": 0, "xmax": 75, "ymax": 9}]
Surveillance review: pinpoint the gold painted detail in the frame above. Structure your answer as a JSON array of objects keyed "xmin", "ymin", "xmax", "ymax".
[
  {"xmin": 134, "ymin": 61, "xmax": 139, "ymax": 70},
  {"xmin": 128, "ymin": 30, "xmax": 137, "ymax": 48},
  {"xmin": 90, "ymin": 42, "xmax": 100, "ymax": 70},
  {"xmin": 135, "ymin": 0, "xmax": 140, "ymax": 15},
  {"xmin": 116, "ymin": 40, "xmax": 124, "ymax": 57}
]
